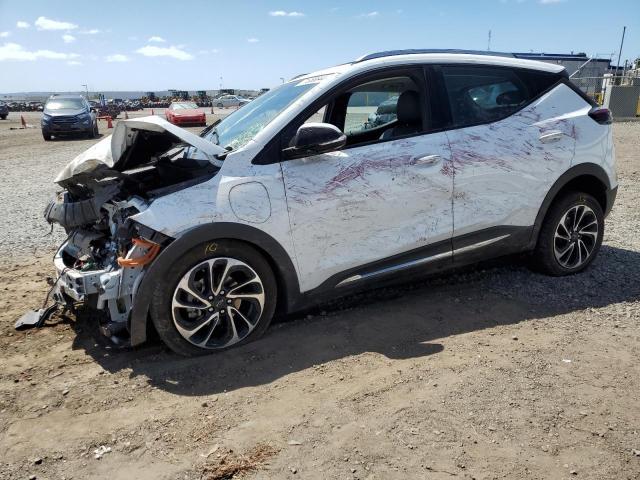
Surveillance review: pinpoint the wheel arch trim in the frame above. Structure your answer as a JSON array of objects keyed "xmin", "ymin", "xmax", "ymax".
[
  {"xmin": 529, "ymin": 163, "xmax": 612, "ymax": 249},
  {"xmin": 129, "ymin": 222, "xmax": 300, "ymax": 346}
]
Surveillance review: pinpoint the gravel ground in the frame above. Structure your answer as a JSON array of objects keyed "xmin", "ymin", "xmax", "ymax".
[{"xmin": 0, "ymin": 119, "xmax": 638, "ymax": 479}]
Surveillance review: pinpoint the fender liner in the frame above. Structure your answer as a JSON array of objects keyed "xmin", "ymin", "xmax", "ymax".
[
  {"xmin": 528, "ymin": 162, "xmax": 613, "ymax": 249},
  {"xmin": 129, "ymin": 222, "xmax": 300, "ymax": 346}
]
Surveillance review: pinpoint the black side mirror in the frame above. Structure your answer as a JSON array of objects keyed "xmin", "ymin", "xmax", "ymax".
[{"xmin": 282, "ymin": 123, "xmax": 347, "ymax": 160}]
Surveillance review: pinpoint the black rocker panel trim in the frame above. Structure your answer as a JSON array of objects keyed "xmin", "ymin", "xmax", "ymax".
[
  {"xmin": 451, "ymin": 226, "xmax": 532, "ymax": 266},
  {"xmin": 294, "ymin": 225, "xmax": 533, "ymax": 312}
]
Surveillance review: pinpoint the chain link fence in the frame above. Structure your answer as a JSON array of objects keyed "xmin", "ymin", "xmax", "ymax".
[{"xmin": 570, "ymin": 72, "xmax": 640, "ymax": 117}]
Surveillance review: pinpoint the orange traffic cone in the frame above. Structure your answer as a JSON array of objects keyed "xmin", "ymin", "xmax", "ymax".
[
  {"xmin": 21, "ymin": 115, "xmax": 27, "ymax": 128},
  {"xmin": 106, "ymin": 116, "xmax": 113, "ymax": 128},
  {"xmin": 124, "ymin": 111, "xmax": 129, "ymax": 119}
]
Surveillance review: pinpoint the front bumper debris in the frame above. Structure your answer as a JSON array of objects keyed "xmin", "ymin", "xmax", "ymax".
[
  {"xmin": 15, "ymin": 305, "xmax": 58, "ymax": 330},
  {"xmin": 52, "ymin": 239, "xmax": 155, "ymax": 326}
]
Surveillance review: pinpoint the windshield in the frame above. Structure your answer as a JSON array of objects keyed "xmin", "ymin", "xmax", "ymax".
[
  {"xmin": 172, "ymin": 102, "xmax": 198, "ymax": 110},
  {"xmin": 206, "ymin": 77, "xmax": 328, "ymax": 151},
  {"xmin": 46, "ymin": 98, "xmax": 85, "ymax": 110}
]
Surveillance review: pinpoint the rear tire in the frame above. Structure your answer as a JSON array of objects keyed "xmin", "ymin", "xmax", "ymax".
[
  {"xmin": 150, "ymin": 240, "xmax": 277, "ymax": 356},
  {"xmin": 0, "ymin": 114, "xmax": 6, "ymax": 120},
  {"xmin": 217, "ymin": 102, "xmax": 223, "ymax": 108},
  {"xmin": 531, "ymin": 191, "xmax": 604, "ymax": 276}
]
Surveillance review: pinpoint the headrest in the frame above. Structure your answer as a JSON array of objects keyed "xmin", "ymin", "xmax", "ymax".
[{"xmin": 396, "ymin": 90, "xmax": 421, "ymax": 124}]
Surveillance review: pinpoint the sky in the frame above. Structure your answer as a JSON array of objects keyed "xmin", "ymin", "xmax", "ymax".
[{"xmin": 0, "ymin": 0, "xmax": 638, "ymax": 93}]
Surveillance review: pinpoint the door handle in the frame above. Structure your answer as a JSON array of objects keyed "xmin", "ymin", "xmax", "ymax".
[
  {"xmin": 412, "ymin": 154, "xmax": 442, "ymax": 166},
  {"xmin": 539, "ymin": 131, "xmax": 565, "ymax": 143}
]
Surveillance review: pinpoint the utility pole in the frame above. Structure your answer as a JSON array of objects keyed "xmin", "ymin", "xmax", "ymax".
[
  {"xmin": 615, "ymin": 26, "xmax": 626, "ymax": 78},
  {"xmin": 82, "ymin": 84, "xmax": 89, "ymax": 99},
  {"xmin": 487, "ymin": 30, "xmax": 492, "ymax": 51}
]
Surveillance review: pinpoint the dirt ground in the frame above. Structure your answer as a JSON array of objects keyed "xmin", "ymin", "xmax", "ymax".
[{"xmin": 0, "ymin": 113, "xmax": 639, "ymax": 480}]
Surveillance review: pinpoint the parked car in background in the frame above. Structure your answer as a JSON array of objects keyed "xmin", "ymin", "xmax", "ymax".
[
  {"xmin": 165, "ymin": 101, "xmax": 207, "ymax": 126},
  {"xmin": 214, "ymin": 95, "xmax": 250, "ymax": 108},
  {"xmin": 89, "ymin": 101, "xmax": 121, "ymax": 119},
  {"xmin": 28, "ymin": 101, "xmax": 44, "ymax": 111},
  {"xmin": 123, "ymin": 100, "xmax": 143, "ymax": 111},
  {"xmin": 41, "ymin": 95, "xmax": 98, "ymax": 141},
  {"xmin": 0, "ymin": 101, "xmax": 8, "ymax": 120},
  {"xmin": 45, "ymin": 49, "xmax": 616, "ymax": 355},
  {"xmin": 4, "ymin": 101, "xmax": 44, "ymax": 112}
]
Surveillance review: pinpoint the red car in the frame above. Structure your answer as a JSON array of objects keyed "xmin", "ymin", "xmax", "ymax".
[{"xmin": 165, "ymin": 101, "xmax": 206, "ymax": 126}]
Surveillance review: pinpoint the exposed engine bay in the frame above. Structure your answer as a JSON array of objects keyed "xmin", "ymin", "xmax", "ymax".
[{"xmin": 42, "ymin": 116, "xmax": 225, "ymax": 341}]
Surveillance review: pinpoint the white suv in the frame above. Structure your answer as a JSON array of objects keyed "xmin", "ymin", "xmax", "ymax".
[
  {"xmin": 46, "ymin": 49, "xmax": 617, "ymax": 356},
  {"xmin": 214, "ymin": 94, "xmax": 249, "ymax": 108}
]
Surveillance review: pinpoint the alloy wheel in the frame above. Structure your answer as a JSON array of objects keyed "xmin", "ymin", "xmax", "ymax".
[
  {"xmin": 553, "ymin": 204, "xmax": 598, "ymax": 269},
  {"xmin": 171, "ymin": 257, "xmax": 265, "ymax": 349}
]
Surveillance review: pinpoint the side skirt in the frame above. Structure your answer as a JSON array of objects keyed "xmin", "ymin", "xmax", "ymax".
[{"xmin": 289, "ymin": 225, "xmax": 532, "ymax": 312}]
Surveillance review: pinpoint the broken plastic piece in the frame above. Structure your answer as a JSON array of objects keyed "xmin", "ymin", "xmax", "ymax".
[
  {"xmin": 117, "ymin": 238, "xmax": 161, "ymax": 267},
  {"xmin": 15, "ymin": 305, "xmax": 58, "ymax": 330}
]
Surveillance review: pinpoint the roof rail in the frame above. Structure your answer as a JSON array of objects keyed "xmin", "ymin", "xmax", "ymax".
[
  {"xmin": 354, "ymin": 49, "xmax": 515, "ymax": 63},
  {"xmin": 290, "ymin": 72, "xmax": 309, "ymax": 81}
]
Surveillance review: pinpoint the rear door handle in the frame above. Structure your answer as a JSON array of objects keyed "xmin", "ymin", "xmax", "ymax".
[
  {"xmin": 539, "ymin": 131, "xmax": 565, "ymax": 143},
  {"xmin": 412, "ymin": 154, "xmax": 442, "ymax": 166}
]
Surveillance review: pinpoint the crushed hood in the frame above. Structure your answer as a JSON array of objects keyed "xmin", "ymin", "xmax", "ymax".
[{"xmin": 55, "ymin": 116, "xmax": 226, "ymax": 183}]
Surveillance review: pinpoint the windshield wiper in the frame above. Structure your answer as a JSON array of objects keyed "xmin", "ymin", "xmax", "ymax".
[
  {"xmin": 198, "ymin": 119, "xmax": 221, "ymax": 138},
  {"xmin": 214, "ymin": 145, "xmax": 234, "ymax": 161}
]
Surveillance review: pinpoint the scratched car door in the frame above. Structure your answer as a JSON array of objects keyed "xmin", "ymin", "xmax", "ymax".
[
  {"xmin": 281, "ymin": 131, "xmax": 453, "ymax": 293},
  {"xmin": 438, "ymin": 65, "xmax": 577, "ymax": 247}
]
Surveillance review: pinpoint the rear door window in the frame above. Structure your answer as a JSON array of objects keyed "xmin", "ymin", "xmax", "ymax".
[{"xmin": 440, "ymin": 66, "xmax": 528, "ymax": 127}]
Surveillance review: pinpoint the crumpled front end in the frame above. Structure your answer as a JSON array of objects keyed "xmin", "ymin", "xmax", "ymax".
[
  {"xmin": 47, "ymin": 193, "xmax": 169, "ymax": 340},
  {"xmin": 44, "ymin": 116, "xmax": 224, "ymax": 343}
]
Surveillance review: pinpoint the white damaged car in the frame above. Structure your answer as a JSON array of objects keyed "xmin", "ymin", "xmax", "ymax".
[{"xmin": 44, "ymin": 49, "xmax": 617, "ymax": 356}]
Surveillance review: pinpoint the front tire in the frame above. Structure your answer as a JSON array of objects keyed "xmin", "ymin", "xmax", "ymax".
[
  {"xmin": 42, "ymin": 131, "xmax": 51, "ymax": 141},
  {"xmin": 150, "ymin": 240, "xmax": 277, "ymax": 356},
  {"xmin": 532, "ymin": 191, "xmax": 604, "ymax": 276}
]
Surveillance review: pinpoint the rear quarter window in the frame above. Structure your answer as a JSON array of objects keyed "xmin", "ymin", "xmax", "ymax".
[
  {"xmin": 441, "ymin": 66, "xmax": 528, "ymax": 127},
  {"xmin": 515, "ymin": 69, "xmax": 563, "ymax": 99}
]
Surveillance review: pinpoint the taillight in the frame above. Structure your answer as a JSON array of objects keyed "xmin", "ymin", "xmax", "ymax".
[{"xmin": 588, "ymin": 107, "xmax": 612, "ymax": 125}]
